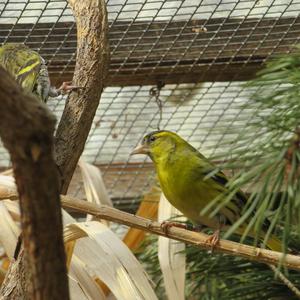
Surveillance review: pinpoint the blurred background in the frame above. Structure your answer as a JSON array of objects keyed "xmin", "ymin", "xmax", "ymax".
[{"xmin": 0, "ymin": 0, "xmax": 299, "ymax": 212}]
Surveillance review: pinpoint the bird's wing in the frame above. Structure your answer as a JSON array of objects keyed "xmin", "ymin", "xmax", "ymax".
[
  {"xmin": 187, "ymin": 145, "xmax": 278, "ymax": 249},
  {"xmin": 0, "ymin": 44, "xmax": 41, "ymax": 93},
  {"xmin": 15, "ymin": 47, "xmax": 42, "ymax": 93},
  {"xmin": 200, "ymin": 162, "xmax": 272, "ymax": 233},
  {"xmin": 202, "ymin": 167, "xmax": 247, "ymax": 222}
]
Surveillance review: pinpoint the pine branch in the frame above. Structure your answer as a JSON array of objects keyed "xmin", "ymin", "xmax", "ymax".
[
  {"xmin": 268, "ymin": 264, "xmax": 300, "ymax": 299},
  {"xmin": 210, "ymin": 46, "xmax": 300, "ymax": 249},
  {"xmin": 138, "ymin": 235, "xmax": 300, "ymax": 300}
]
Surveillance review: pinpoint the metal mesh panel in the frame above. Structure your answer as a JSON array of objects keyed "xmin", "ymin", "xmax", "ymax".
[{"xmin": 0, "ymin": 0, "xmax": 299, "ymax": 210}]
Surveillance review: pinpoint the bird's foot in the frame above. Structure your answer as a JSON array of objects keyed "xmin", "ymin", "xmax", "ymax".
[
  {"xmin": 160, "ymin": 221, "xmax": 188, "ymax": 234},
  {"xmin": 206, "ymin": 229, "xmax": 220, "ymax": 252},
  {"xmin": 58, "ymin": 81, "xmax": 84, "ymax": 95}
]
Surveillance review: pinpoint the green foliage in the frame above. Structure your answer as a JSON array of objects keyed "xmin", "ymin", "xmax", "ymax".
[
  {"xmin": 137, "ymin": 234, "xmax": 300, "ymax": 300},
  {"xmin": 209, "ymin": 45, "xmax": 300, "ymax": 250}
]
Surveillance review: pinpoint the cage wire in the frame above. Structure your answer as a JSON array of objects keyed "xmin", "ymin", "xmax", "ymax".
[{"xmin": 1, "ymin": 0, "xmax": 300, "ymax": 212}]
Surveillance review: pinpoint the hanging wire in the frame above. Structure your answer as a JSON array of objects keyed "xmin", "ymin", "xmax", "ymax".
[{"xmin": 149, "ymin": 81, "xmax": 165, "ymax": 130}]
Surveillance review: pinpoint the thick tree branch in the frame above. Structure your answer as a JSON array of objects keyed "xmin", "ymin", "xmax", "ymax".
[
  {"xmin": 55, "ymin": 0, "xmax": 110, "ymax": 194},
  {"xmin": 2, "ymin": 190, "xmax": 300, "ymax": 271},
  {"xmin": 0, "ymin": 68, "xmax": 69, "ymax": 299}
]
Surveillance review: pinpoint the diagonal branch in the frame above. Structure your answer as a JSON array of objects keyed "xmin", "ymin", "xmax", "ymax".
[
  {"xmin": 2, "ymin": 190, "xmax": 300, "ymax": 271},
  {"xmin": 60, "ymin": 196, "xmax": 300, "ymax": 271}
]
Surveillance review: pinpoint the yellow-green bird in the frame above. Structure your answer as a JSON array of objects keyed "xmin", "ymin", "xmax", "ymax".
[
  {"xmin": 0, "ymin": 43, "xmax": 77, "ymax": 102},
  {"xmin": 131, "ymin": 130, "xmax": 282, "ymax": 251}
]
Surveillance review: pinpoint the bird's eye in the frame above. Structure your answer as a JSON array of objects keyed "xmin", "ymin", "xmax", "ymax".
[{"xmin": 149, "ymin": 136, "xmax": 156, "ymax": 142}]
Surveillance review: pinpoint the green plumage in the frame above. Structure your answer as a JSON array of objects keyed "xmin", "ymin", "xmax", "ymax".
[
  {"xmin": 132, "ymin": 130, "xmax": 282, "ymax": 251},
  {"xmin": 0, "ymin": 43, "xmax": 58, "ymax": 102}
]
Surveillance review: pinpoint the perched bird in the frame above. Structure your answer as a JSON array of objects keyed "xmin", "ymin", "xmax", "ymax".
[
  {"xmin": 131, "ymin": 130, "xmax": 282, "ymax": 251},
  {"xmin": 0, "ymin": 43, "xmax": 77, "ymax": 102}
]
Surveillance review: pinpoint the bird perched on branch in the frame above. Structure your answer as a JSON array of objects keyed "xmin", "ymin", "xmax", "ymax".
[
  {"xmin": 131, "ymin": 130, "xmax": 282, "ymax": 251},
  {"xmin": 0, "ymin": 43, "xmax": 78, "ymax": 102}
]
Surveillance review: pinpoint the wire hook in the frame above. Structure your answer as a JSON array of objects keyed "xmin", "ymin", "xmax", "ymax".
[{"xmin": 149, "ymin": 81, "xmax": 165, "ymax": 130}]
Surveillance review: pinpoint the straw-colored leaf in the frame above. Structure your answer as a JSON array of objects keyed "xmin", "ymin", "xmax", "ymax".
[
  {"xmin": 158, "ymin": 193, "xmax": 186, "ymax": 300},
  {"xmin": 0, "ymin": 202, "xmax": 19, "ymax": 259},
  {"xmin": 2, "ymin": 199, "xmax": 20, "ymax": 222},
  {"xmin": 0, "ymin": 169, "xmax": 13, "ymax": 176},
  {"xmin": 61, "ymin": 210, "xmax": 108, "ymax": 298},
  {"xmin": 66, "ymin": 221, "xmax": 158, "ymax": 300},
  {"xmin": 78, "ymin": 159, "xmax": 113, "ymax": 209},
  {"xmin": 68, "ymin": 276, "xmax": 88, "ymax": 300},
  {"xmin": 0, "ymin": 175, "xmax": 17, "ymax": 200},
  {"xmin": 0, "ymin": 174, "xmax": 158, "ymax": 300},
  {"xmin": 0, "ymin": 265, "xmax": 6, "ymax": 284},
  {"xmin": 65, "ymin": 240, "xmax": 76, "ymax": 270},
  {"xmin": 69, "ymin": 256, "xmax": 107, "ymax": 300}
]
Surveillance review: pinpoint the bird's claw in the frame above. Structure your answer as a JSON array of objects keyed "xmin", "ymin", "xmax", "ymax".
[
  {"xmin": 160, "ymin": 221, "xmax": 188, "ymax": 234},
  {"xmin": 206, "ymin": 229, "xmax": 220, "ymax": 252},
  {"xmin": 58, "ymin": 81, "xmax": 84, "ymax": 95}
]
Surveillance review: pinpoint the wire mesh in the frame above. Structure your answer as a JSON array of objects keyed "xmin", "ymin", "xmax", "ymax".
[{"xmin": 1, "ymin": 0, "xmax": 300, "ymax": 211}]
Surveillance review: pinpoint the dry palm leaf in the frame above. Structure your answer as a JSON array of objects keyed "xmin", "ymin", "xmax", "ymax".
[
  {"xmin": 68, "ymin": 273, "xmax": 102, "ymax": 300},
  {"xmin": 0, "ymin": 169, "xmax": 13, "ymax": 176},
  {"xmin": 158, "ymin": 193, "xmax": 186, "ymax": 300},
  {"xmin": 0, "ymin": 175, "xmax": 157, "ymax": 300},
  {"xmin": 65, "ymin": 221, "xmax": 158, "ymax": 300},
  {"xmin": 78, "ymin": 159, "xmax": 113, "ymax": 210},
  {"xmin": 78, "ymin": 159, "xmax": 114, "ymax": 295},
  {"xmin": 69, "ymin": 256, "xmax": 107, "ymax": 300},
  {"xmin": 0, "ymin": 202, "xmax": 19, "ymax": 259},
  {"xmin": 0, "ymin": 175, "xmax": 16, "ymax": 200},
  {"xmin": 0, "ymin": 175, "xmax": 19, "ymax": 260}
]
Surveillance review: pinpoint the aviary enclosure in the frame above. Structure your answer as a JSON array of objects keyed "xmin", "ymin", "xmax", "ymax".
[{"xmin": 1, "ymin": 0, "xmax": 300, "ymax": 299}]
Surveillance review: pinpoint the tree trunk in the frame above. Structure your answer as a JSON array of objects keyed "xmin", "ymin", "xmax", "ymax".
[
  {"xmin": 0, "ymin": 68, "xmax": 69, "ymax": 299},
  {"xmin": 55, "ymin": 0, "xmax": 110, "ymax": 194}
]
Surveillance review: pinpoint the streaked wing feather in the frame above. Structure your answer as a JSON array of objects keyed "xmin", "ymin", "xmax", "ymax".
[{"xmin": 0, "ymin": 43, "xmax": 41, "ymax": 93}]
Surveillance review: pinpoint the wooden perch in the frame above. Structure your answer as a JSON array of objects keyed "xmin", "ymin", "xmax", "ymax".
[
  {"xmin": 2, "ymin": 190, "xmax": 300, "ymax": 271},
  {"xmin": 0, "ymin": 67, "xmax": 69, "ymax": 299},
  {"xmin": 60, "ymin": 196, "xmax": 300, "ymax": 271},
  {"xmin": 55, "ymin": 0, "xmax": 110, "ymax": 194}
]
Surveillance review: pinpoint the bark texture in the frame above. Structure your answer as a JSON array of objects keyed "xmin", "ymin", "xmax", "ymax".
[
  {"xmin": 55, "ymin": 0, "xmax": 110, "ymax": 194},
  {"xmin": 0, "ymin": 68, "xmax": 69, "ymax": 299}
]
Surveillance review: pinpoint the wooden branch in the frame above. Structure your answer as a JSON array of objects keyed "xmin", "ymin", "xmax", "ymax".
[
  {"xmin": 59, "ymin": 196, "xmax": 300, "ymax": 271},
  {"xmin": 1, "ymin": 190, "xmax": 300, "ymax": 271},
  {"xmin": 55, "ymin": 0, "xmax": 110, "ymax": 194},
  {"xmin": 1, "ymin": 17, "xmax": 299, "ymax": 85},
  {"xmin": 0, "ymin": 68, "xmax": 69, "ymax": 299}
]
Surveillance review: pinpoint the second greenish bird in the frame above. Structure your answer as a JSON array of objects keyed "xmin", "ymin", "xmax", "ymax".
[{"xmin": 0, "ymin": 43, "xmax": 77, "ymax": 102}]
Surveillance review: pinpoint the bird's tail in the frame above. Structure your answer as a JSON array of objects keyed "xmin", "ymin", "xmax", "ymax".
[
  {"xmin": 265, "ymin": 235, "xmax": 282, "ymax": 252},
  {"xmin": 235, "ymin": 226, "xmax": 282, "ymax": 252}
]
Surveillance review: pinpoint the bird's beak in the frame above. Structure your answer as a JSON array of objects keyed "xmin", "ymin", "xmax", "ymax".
[{"xmin": 130, "ymin": 143, "xmax": 149, "ymax": 155}]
